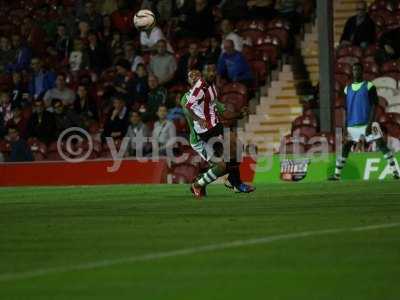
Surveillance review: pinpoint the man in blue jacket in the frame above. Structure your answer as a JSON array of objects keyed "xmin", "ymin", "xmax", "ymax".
[
  {"xmin": 217, "ymin": 39, "xmax": 253, "ymax": 86},
  {"xmin": 28, "ymin": 58, "xmax": 56, "ymax": 100}
]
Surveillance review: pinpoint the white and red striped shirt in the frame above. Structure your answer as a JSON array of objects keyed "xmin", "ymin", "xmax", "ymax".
[{"xmin": 186, "ymin": 78, "xmax": 219, "ymax": 134}]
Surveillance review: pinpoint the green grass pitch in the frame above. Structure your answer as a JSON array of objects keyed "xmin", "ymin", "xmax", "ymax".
[{"xmin": 0, "ymin": 181, "xmax": 399, "ymax": 299}]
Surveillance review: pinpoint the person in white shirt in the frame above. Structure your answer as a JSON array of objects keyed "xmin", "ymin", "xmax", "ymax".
[
  {"xmin": 140, "ymin": 26, "xmax": 174, "ymax": 52},
  {"xmin": 220, "ymin": 19, "xmax": 244, "ymax": 52},
  {"xmin": 152, "ymin": 105, "xmax": 176, "ymax": 156},
  {"xmin": 43, "ymin": 74, "xmax": 76, "ymax": 108}
]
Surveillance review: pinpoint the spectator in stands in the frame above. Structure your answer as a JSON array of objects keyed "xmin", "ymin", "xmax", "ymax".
[
  {"xmin": 113, "ymin": 59, "xmax": 136, "ymax": 105},
  {"xmin": 28, "ymin": 58, "xmax": 56, "ymax": 100},
  {"xmin": 100, "ymin": 15, "xmax": 113, "ymax": 43},
  {"xmin": 219, "ymin": 0, "xmax": 249, "ymax": 21},
  {"xmin": 152, "ymin": 105, "xmax": 176, "ymax": 156},
  {"xmin": 57, "ymin": 4, "xmax": 76, "ymax": 36},
  {"xmin": 77, "ymin": 20, "xmax": 91, "ymax": 45},
  {"xmin": 110, "ymin": 1, "xmax": 135, "ymax": 35},
  {"xmin": 276, "ymin": 0, "xmax": 301, "ymax": 24},
  {"xmin": 69, "ymin": 39, "xmax": 90, "ymax": 72},
  {"xmin": 6, "ymin": 126, "xmax": 33, "ymax": 162},
  {"xmin": 140, "ymin": 23, "xmax": 172, "ymax": 52},
  {"xmin": 133, "ymin": 64, "xmax": 149, "ymax": 103},
  {"xmin": 21, "ymin": 15, "xmax": 47, "ymax": 53},
  {"xmin": 80, "ymin": 1, "xmax": 103, "ymax": 32},
  {"xmin": 44, "ymin": 74, "xmax": 76, "ymax": 108},
  {"xmin": 125, "ymin": 111, "xmax": 151, "ymax": 157},
  {"xmin": 376, "ymin": 27, "xmax": 400, "ymax": 65},
  {"xmin": 340, "ymin": 1, "xmax": 375, "ymax": 48},
  {"xmin": 103, "ymin": 95, "xmax": 130, "ymax": 139},
  {"xmin": 146, "ymin": 75, "xmax": 167, "ymax": 120},
  {"xmin": 88, "ymin": 32, "xmax": 110, "ymax": 73},
  {"xmin": 247, "ymin": 0, "xmax": 277, "ymax": 20},
  {"xmin": 27, "ymin": 99, "xmax": 56, "ymax": 144},
  {"xmin": 177, "ymin": 42, "xmax": 205, "ymax": 83},
  {"xmin": 149, "ymin": 40, "xmax": 177, "ymax": 86},
  {"xmin": 124, "ymin": 42, "xmax": 144, "ymax": 72},
  {"xmin": 204, "ymin": 36, "xmax": 222, "ymax": 64},
  {"xmin": 221, "ymin": 19, "xmax": 244, "ymax": 52},
  {"xmin": 52, "ymin": 23, "xmax": 72, "ymax": 63},
  {"xmin": 6, "ymin": 105, "xmax": 28, "ymax": 139},
  {"xmin": 74, "ymin": 84, "xmax": 99, "ymax": 123},
  {"xmin": 167, "ymin": 94, "xmax": 185, "ymax": 121},
  {"xmin": 7, "ymin": 34, "xmax": 32, "ymax": 72},
  {"xmin": 11, "ymin": 72, "xmax": 29, "ymax": 108},
  {"xmin": 0, "ymin": 92, "xmax": 13, "ymax": 125},
  {"xmin": 0, "ymin": 37, "xmax": 14, "ymax": 73},
  {"xmin": 52, "ymin": 99, "xmax": 81, "ymax": 136},
  {"xmin": 179, "ymin": 0, "xmax": 215, "ymax": 38},
  {"xmin": 217, "ymin": 39, "xmax": 253, "ymax": 85},
  {"xmin": 108, "ymin": 31, "xmax": 124, "ymax": 62}
]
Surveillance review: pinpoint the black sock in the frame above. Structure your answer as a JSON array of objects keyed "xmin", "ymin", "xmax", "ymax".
[{"xmin": 227, "ymin": 162, "xmax": 242, "ymax": 188}]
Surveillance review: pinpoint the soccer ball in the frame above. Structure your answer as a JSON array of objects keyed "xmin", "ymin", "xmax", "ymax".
[{"xmin": 133, "ymin": 9, "xmax": 156, "ymax": 31}]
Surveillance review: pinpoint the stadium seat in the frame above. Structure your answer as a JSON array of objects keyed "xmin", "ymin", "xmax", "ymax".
[
  {"xmin": 242, "ymin": 45, "xmax": 258, "ymax": 62},
  {"xmin": 337, "ymin": 46, "xmax": 363, "ymax": 58},
  {"xmin": 249, "ymin": 60, "xmax": 268, "ymax": 86},
  {"xmin": 381, "ymin": 60, "xmax": 400, "ymax": 80},
  {"xmin": 279, "ymin": 134, "xmax": 307, "ymax": 155},
  {"xmin": 364, "ymin": 44, "xmax": 380, "ymax": 57},
  {"xmin": 335, "ymin": 63, "xmax": 352, "ymax": 75},
  {"xmin": 335, "ymin": 73, "xmax": 351, "ymax": 88},
  {"xmin": 266, "ymin": 28, "xmax": 290, "ymax": 50},
  {"xmin": 240, "ymin": 29, "xmax": 266, "ymax": 46},
  {"xmin": 363, "ymin": 61, "xmax": 380, "ymax": 81},
  {"xmin": 221, "ymin": 93, "xmax": 247, "ymax": 111},
  {"xmin": 221, "ymin": 82, "xmax": 248, "ymax": 96},
  {"xmin": 308, "ymin": 132, "xmax": 335, "ymax": 153},
  {"xmin": 255, "ymin": 43, "xmax": 280, "ymax": 66}
]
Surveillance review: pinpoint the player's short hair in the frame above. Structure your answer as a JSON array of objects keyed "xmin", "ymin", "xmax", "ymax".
[{"xmin": 353, "ymin": 62, "xmax": 363, "ymax": 70}]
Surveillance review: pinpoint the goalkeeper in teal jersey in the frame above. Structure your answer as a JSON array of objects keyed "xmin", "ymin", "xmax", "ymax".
[{"xmin": 180, "ymin": 92, "xmax": 254, "ymax": 193}]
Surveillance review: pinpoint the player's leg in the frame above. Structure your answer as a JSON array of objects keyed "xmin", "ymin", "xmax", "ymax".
[
  {"xmin": 224, "ymin": 129, "xmax": 255, "ymax": 193},
  {"xmin": 330, "ymin": 127, "xmax": 358, "ymax": 180},
  {"xmin": 376, "ymin": 138, "xmax": 400, "ymax": 179},
  {"xmin": 191, "ymin": 124, "xmax": 227, "ymax": 198}
]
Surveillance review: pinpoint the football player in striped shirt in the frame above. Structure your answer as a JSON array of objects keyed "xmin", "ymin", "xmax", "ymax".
[{"xmin": 185, "ymin": 64, "xmax": 254, "ymax": 198}]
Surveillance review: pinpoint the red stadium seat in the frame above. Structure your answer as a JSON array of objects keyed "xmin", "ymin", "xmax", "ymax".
[
  {"xmin": 364, "ymin": 44, "xmax": 380, "ymax": 57},
  {"xmin": 335, "ymin": 73, "xmax": 352, "ymax": 87},
  {"xmin": 267, "ymin": 18, "xmax": 291, "ymax": 31},
  {"xmin": 249, "ymin": 60, "xmax": 268, "ymax": 86},
  {"xmin": 240, "ymin": 29, "xmax": 266, "ymax": 45},
  {"xmin": 381, "ymin": 60, "xmax": 400, "ymax": 80},
  {"xmin": 363, "ymin": 61, "xmax": 380, "ymax": 81},
  {"xmin": 221, "ymin": 82, "xmax": 248, "ymax": 96},
  {"xmin": 279, "ymin": 134, "xmax": 307, "ymax": 155},
  {"xmin": 337, "ymin": 46, "xmax": 363, "ymax": 60},
  {"xmin": 308, "ymin": 132, "xmax": 335, "ymax": 153},
  {"xmin": 255, "ymin": 43, "xmax": 280, "ymax": 66},
  {"xmin": 221, "ymin": 93, "xmax": 247, "ymax": 111},
  {"xmin": 335, "ymin": 63, "xmax": 352, "ymax": 75},
  {"xmin": 267, "ymin": 28, "xmax": 290, "ymax": 50},
  {"xmin": 242, "ymin": 45, "xmax": 258, "ymax": 62}
]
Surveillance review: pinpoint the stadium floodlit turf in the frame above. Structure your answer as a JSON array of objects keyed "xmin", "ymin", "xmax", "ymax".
[{"xmin": 0, "ymin": 182, "xmax": 399, "ymax": 299}]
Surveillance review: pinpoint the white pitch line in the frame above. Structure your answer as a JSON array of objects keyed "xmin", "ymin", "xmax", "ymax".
[{"xmin": 0, "ymin": 222, "xmax": 399, "ymax": 282}]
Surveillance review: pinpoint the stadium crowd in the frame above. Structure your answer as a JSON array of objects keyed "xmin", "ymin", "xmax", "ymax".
[{"xmin": 0, "ymin": 0, "xmax": 314, "ymax": 162}]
